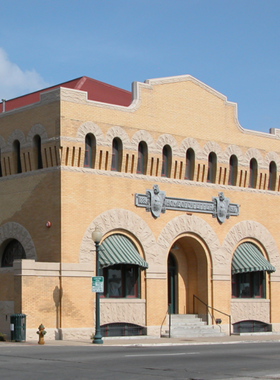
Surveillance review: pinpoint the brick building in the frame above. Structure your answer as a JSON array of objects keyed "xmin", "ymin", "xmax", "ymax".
[{"xmin": 0, "ymin": 74, "xmax": 279, "ymax": 340}]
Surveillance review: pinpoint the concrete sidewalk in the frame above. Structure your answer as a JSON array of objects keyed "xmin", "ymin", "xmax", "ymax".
[{"xmin": 1, "ymin": 333, "xmax": 280, "ymax": 347}]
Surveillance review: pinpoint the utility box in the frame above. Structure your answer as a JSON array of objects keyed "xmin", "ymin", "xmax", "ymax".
[{"xmin": 10, "ymin": 314, "xmax": 26, "ymax": 342}]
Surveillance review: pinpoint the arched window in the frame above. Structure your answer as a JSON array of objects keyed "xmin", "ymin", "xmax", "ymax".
[
  {"xmin": 269, "ymin": 161, "xmax": 277, "ymax": 191},
  {"xmin": 13, "ymin": 140, "xmax": 22, "ymax": 174},
  {"xmin": 136, "ymin": 141, "xmax": 148, "ymax": 174},
  {"xmin": 228, "ymin": 155, "xmax": 238, "ymax": 186},
  {"xmin": 207, "ymin": 152, "xmax": 217, "ymax": 183},
  {"xmin": 231, "ymin": 242, "xmax": 275, "ymax": 299},
  {"xmin": 161, "ymin": 145, "xmax": 172, "ymax": 178},
  {"xmin": 111, "ymin": 138, "xmax": 122, "ymax": 172},
  {"xmin": 99, "ymin": 234, "xmax": 148, "ymax": 298},
  {"xmin": 185, "ymin": 148, "xmax": 195, "ymax": 180},
  {"xmin": 1, "ymin": 239, "xmax": 26, "ymax": 267},
  {"xmin": 33, "ymin": 135, "xmax": 43, "ymax": 170},
  {"xmin": 249, "ymin": 158, "xmax": 258, "ymax": 188},
  {"xmin": 84, "ymin": 134, "xmax": 96, "ymax": 168}
]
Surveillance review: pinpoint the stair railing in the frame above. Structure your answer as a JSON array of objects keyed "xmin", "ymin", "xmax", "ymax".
[
  {"xmin": 160, "ymin": 304, "xmax": 171, "ymax": 338},
  {"xmin": 193, "ymin": 294, "xmax": 232, "ymax": 336}
]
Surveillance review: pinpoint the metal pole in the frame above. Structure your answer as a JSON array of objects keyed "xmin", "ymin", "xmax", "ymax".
[{"xmin": 93, "ymin": 241, "xmax": 103, "ymax": 344}]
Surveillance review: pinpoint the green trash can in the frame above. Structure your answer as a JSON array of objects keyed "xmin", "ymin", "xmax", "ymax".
[{"xmin": 10, "ymin": 314, "xmax": 26, "ymax": 342}]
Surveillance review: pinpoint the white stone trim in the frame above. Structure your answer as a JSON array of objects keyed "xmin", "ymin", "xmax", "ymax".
[
  {"xmin": 156, "ymin": 134, "xmax": 180, "ymax": 156},
  {"xmin": 231, "ymin": 298, "xmax": 270, "ymax": 324},
  {"xmin": 244, "ymin": 148, "xmax": 264, "ymax": 168},
  {"xmin": 179, "ymin": 137, "xmax": 202, "ymax": 160},
  {"xmin": 105, "ymin": 126, "xmax": 131, "ymax": 149},
  {"xmin": 202, "ymin": 141, "xmax": 224, "ymax": 163},
  {"xmin": 76, "ymin": 121, "xmax": 104, "ymax": 145},
  {"xmin": 26, "ymin": 124, "xmax": 48, "ymax": 146},
  {"xmin": 4, "ymin": 129, "xmax": 25, "ymax": 153},
  {"xmin": 222, "ymin": 220, "xmax": 280, "ymax": 279},
  {"xmin": 13, "ymin": 260, "xmax": 94, "ymax": 277},
  {"xmin": 157, "ymin": 214, "xmax": 219, "ymax": 273},
  {"xmin": 264, "ymin": 151, "xmax": 280, "ymax": 170},
  {"xmin": 224, "ymin": 144, "xmax": 245, "ymax": 166},
  {"xmin": 131, "ymin": 130, "xmax": 157, "ymax": 153},
  {"xmin": 79, "ymin": 208, "xmax": 161, "ymax": 272}
]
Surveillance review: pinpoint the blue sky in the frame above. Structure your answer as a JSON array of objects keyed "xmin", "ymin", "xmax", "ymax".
[{"xmin": 0, "ymin": 0, "xmax": 279, "ymax": 133}]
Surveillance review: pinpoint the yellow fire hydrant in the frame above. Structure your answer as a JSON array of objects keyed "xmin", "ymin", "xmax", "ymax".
[{"xmin": 37, "ymin": 324, "xmax": 47, "ymax": 345}]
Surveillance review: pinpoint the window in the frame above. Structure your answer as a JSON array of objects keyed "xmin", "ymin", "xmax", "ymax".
[
  {"xmin": 111, "ymin": 138, "xmax": 122, "ymax": 171},
  {"xmin": 233, "ymin": 320, "xmax": 272, "ymax": 334},
  {"xmin": 269, "ymin": 161, "xmax": 277, "ymax": 191},
  {"xmin": 100, "ymin": 264, "xmax": 140, "ymax": 298},
  {"xmin": 101, "ymin": 323, "xmax": 146, "ymax": 337},
  {"xmin": 207, "ymin": 152, "xmax": 217, "ymax": 183},
  {"xmin": 1, "ymin": 240, "xmax": 26, "ymax": 267},
  {"xmin": 13, "ymin": 140, "xmax": 22, "ymax": 174},
  {"xmin": 161, "ymin": 145, "xmax": 172, "ymax": 177},
  {"xmin": 33, "ymin": 135, "xmax": 43, "ymax": 170},
  {"xmin": 232, "ymin": 271, "xmax": 265, "ymax": 298},
  {"xmin": 84, "ymin": 134, "xmax": 96, "ymax": 168},
  {"xmin": 228, "ymin": 155, "xmax": 238, "ymax": 186},
  {"xmin": 185, "ymin": 148, "xmax": 195, "ymax": 180},
  {"xmin": 136, "ymin": 141, "xmax": 147, "ymax": 174},
  {"xmin": 249, "ymin": 158, "xmax": 258, "ymax": 188}
]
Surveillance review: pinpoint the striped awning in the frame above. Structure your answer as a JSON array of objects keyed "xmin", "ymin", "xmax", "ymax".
[
  {"xmin": 232, "ymin": 242, "xmax": 275, "ymax": 274},
  {"xmin": 99, "ymin": 234, "xmax": 148, "ymax": 269}
]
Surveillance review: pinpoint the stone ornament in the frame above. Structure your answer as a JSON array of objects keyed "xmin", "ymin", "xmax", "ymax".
[
  {"xmin": 212, "ymin": 192, "xmax": 230, "ymax": 224},
  {"xmin": 136, "ymin": 186, "xmax": 239, "ymax": 223},
  {"xmin": 146, "ymin": 184, "xmax": 166, "ymax": 218}
]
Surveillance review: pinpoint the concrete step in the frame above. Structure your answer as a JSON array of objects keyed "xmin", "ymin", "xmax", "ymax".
[{"xmin": 167, "ymin": 314, "xmax": 226, "ymax": 338}]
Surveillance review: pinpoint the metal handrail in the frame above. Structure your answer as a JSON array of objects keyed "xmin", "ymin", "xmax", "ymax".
[
  {"xmin": 160, "ymin": 305, "xmax": 171, "ymax": 338},
  {"xmin": 193, "ymin": 294, "xmax": 232, "ymax": 335}
]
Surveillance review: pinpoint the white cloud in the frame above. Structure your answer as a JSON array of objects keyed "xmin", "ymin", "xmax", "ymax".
[{"xmin": 0, "ymin": 47, "xmax": 50, "ymax": 100}]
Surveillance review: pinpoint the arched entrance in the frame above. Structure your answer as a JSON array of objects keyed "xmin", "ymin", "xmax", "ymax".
[{"xmin": 167, "ymin": 235, "xmax": 210, "ymax": 316}]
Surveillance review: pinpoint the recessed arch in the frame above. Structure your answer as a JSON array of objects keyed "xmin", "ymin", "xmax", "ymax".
[
  {"xmin": 105, "ymin": 126, "xmax": 130, "ymax": 150},
  {"xmin": 180, "ymin": 137, "xmax": 202, "ymax": 160},
  {"xmin": 202, "ymin": 141, "xmax": 223, "ymax": 163},
  {"xmin": 222, "ymin": 220, "xmax": 280, "ymax": 278},
  {"xmin": 244, "ymin": 148, "xmax": 264, "ymax": 168},
  {"xmin": 79, "ymin": 209, "xmax": 160, "ymax": 271},
  {"xmin": 0, "ymin": 222, "xmax": 36, "ymax": 264},
  {"xmin": 131, "ymin": 130, "xmax": 156, "ymax": 152},
  {"xmin": 26, "ymin": 124, "xmax": 48, "ymax": 144},
  {"xmin": 77, "ymin": 121, "xmax": 104, "ymax": 145},
  {"xmin": 5, "ymin": 130, "xmax": 25, "ymax": 153},
  {"xmin": 156, "ymin": 134, "xmax": 180, "ymax": 156}
]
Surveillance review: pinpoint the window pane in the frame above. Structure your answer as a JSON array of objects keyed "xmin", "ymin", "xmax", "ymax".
[
  {"xmin": 240, "ymin": 273, "xmax": 251, "ymax": 298},
  {"xmin": 108, "ymin": 267, "xmax": 122, "ymax": 297},
  {"xmin": 126, "ymin": 266, "xmax": 137, "ymax": 296},
  {"xmin": 137, "ymin": 143, "xmax": 144, "ymax": 174},
  {"xmin": 232, "ymin": 274, "xmax": 237, "ymax": 297},
  {"xmin": 253, "ymin": 272, "xmax": 262, "ymax": 297}
]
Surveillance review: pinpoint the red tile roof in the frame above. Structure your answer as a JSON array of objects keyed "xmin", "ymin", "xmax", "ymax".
[{"xmin": 0, "ymin": 76, "xmax": 132, "ymax": 113}]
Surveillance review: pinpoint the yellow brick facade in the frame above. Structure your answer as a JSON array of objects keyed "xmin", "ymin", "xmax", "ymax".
[{"xmin": 0, "ymin": 75, "xmax": 280, "ymax": 340}]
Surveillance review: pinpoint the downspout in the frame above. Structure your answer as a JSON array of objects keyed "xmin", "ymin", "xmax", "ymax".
[{"xmin": 1, "ymin": 99, "xmax": 6, "ymax": 113}]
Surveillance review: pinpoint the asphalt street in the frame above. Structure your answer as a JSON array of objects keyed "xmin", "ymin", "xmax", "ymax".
[{"xmin": 1, "ymin": 341, "xmax": 280, "ymax": 379}]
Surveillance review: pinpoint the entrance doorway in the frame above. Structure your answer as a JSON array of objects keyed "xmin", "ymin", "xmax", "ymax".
[
  {"xmin": 168, "ymin": 253, "xmax": 177, "ymax": 314},
  {"xmin": 167, "ymin": 236, "xmax": 209, "ymax": 316}
]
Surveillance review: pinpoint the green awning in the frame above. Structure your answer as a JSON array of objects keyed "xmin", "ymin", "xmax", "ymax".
[
  {"xmin": 232, "ymin": 242, "xmax": 275, "ymax": 274},
  {"xmin": 99, "ymin": 234, "xmax": 148, "ymax": 269}
]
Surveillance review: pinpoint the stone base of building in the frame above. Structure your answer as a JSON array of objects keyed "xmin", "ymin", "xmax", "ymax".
[{"xmin": 26, "ymin": 328, "xmax": 94, "ymax": 341}]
